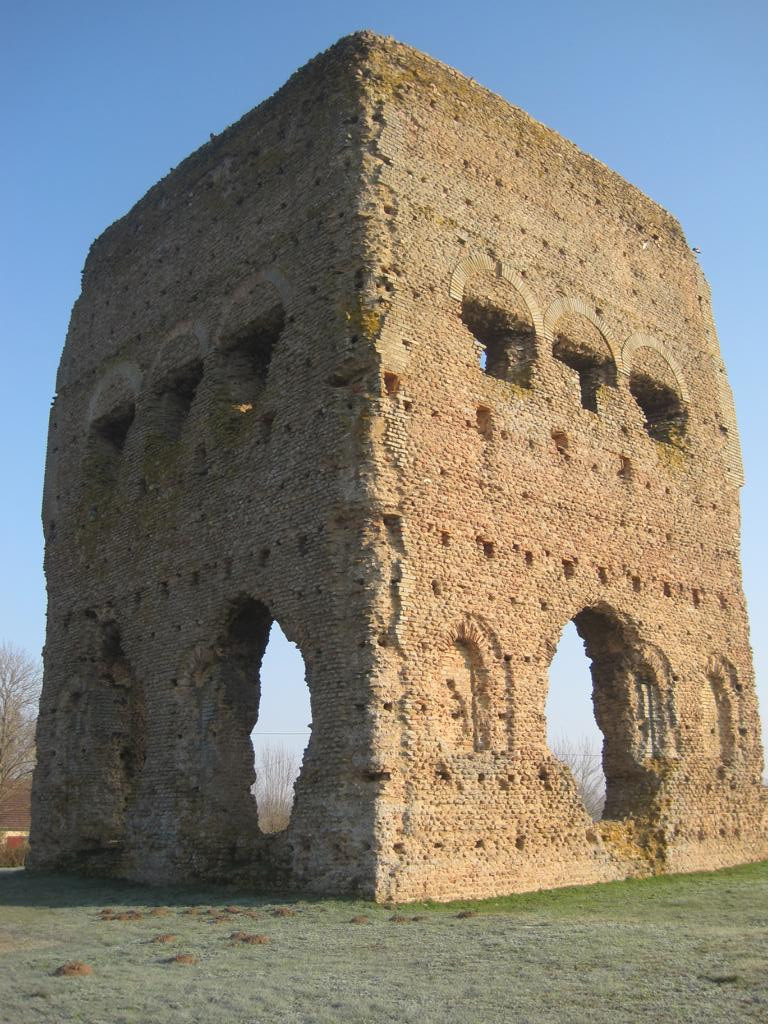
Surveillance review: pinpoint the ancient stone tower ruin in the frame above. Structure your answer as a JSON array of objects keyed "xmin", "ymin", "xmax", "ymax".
[{"xmin": 31, "ymin": 33, "xmax": 766, "ymax": 900}]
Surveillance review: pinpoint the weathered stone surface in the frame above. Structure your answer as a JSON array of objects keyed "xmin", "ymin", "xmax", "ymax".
[{"xmin": 30, "ymin": 32, "xmax": 767, "ymax": 901}]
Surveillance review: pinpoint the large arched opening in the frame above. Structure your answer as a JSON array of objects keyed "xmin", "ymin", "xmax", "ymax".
[
  {"xmin": 250, "ymin": 622, "xmax": 311, "ymax": 832},
  {"xmin": 546, "ymin": 607, "xmax": 673, "ymax": 820},
  {"xmin": 546, "ymin": 620, "xmax": 606, "ymax": 819},
  {"xmin": 190, "ymin": 597, "xmax": 312, "ymax": 860}
]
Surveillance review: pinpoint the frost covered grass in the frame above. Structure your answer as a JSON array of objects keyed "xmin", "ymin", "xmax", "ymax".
[{"xmin": 0, "ymin": 861, "xmax": 766, "ymax": 1023}]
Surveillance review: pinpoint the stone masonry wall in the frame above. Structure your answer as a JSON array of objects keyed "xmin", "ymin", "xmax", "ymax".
[
  {"xmin": 31, "ymin": 35, "xmax": 388, "ymax": 895},
  {"xmin": 31, "ymin": 33, "xmax": 767, "ymax": 902}
]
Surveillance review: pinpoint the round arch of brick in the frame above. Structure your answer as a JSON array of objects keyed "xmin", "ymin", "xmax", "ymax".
[
  {"xmin": 621, "ymin": 332, "xmax": 690, "ymax": 405},
  {"xmin": 705, "ymin": 652, "xmax": 739, "ymax": 684},
  {"xmin": 542, "ymin": 296, "xmax": 621, "ymax": 370},
  {"xmin": 445, "ymin": 612, "xmax": 505, "ymax": 661},
  {"xmin": 147, "ymin": 322, "xmax": 209, "ymax": 385},
  {"xmin": 214, "ymin": 267, "xmax": 294, "ymax": 350},
  {"xmin": 448, "ymin": 252, "xmax": 545, "ymax": 335},
  {"xmin": 498, "ymin": 263, "xmax": 546, "ymax": 337},
  {"xmin": 85, "ymin": 361, "xmax": 142, "ymax": 429},
  {"xmin": 225, "ymin": 267, "xmax": 294, "ymax": 315},
  {"xmin": 448, "ymin": 252, "xmax": 495, "ymax": 301},
  {"xmin": 258, "ymin": 267, "xmax": 294, "ymax": 311}
]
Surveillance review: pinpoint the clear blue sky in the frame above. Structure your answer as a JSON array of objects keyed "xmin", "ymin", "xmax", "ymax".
[{"xmin": 2, "ymin": 0, "xmax": 766, "ymax": 767}]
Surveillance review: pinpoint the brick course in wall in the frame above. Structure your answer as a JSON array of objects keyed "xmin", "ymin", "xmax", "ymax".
[{"xmin": 30, "ymin": 32, "xmax": 767, "ymax": 901}]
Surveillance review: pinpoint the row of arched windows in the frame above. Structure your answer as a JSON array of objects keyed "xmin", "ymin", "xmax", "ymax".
[
  {"xmin": 83, "ymin": 288, "xmax": 287, "ymax": 491},
  {"xmin": 84, "ymin": 257, "xmax": 691, "ymax": 494},
  {"xmin": 458, "ymin": 265, "xmax": 689, "ymax": 447}
]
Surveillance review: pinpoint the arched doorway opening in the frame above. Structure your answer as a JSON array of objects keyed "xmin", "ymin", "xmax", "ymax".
[{"xmin": 546, "ymin": 607, "xmax": 673, "ymax": 821}]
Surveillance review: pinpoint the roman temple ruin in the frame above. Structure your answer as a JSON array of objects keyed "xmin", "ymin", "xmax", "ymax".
[{"xmin": 30, "ymin": 33, "xmax": 767, "ymax": 900}]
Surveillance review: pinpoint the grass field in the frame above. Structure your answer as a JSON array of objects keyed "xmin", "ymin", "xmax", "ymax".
[{"xmin": 1, "ymin": 861, "xmax": 766, "ymax": 1024}]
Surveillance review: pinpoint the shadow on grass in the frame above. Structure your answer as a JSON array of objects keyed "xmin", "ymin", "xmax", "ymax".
[
  {"xmin": 1, "ymin": 859, "xmax": 766, "ymax": 919},
  {"xmin": 0, "ymin": 869, "xmax": 314, "ymax": 912}
]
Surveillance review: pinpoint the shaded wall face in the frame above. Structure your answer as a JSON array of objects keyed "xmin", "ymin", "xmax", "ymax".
[
  {"xmin": 359, "ymin": 41, "xmax": 765, "ymax": 901},
  {"xmin": 32, "ymin": 41, "xmax": 389, "ymax": 893}
]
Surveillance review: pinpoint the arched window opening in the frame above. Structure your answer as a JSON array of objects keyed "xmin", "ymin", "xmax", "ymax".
[
  {"xmin": 552, "ymin": 314, "xmax": 617, "ymax": 412},
  {"xmin": 461, "ymin": 275, "xmax": 535, "ymax": 388},
  {"xmin": 546, "ymin": 608, "xmax": 672, "ymax": 821},
  {"xmin": 546, "ymin": 621, "xmax": 606, "ymax": 820},
  {"xmin": 702, "ymin": 664, "xmax": 737, "ymax": 765},
  {"xmin": 92, "ymin": 401, "xmax": 135, "ymax": 456},
  {"xmin": 251, "ymin": 622, "xmax": 311, "ymax": 833},
  {"xmin": 438, "ymin": 639, "xmax": 492, "ymax": 753},
  {"xmin": 152, "ymin": 358, "xmax": 204, "ymax": 442},
  {"xmin": 86, "ymin": 399, "xmax": 136, "ymax": 487},
  {"xmin": 221, "ymin": 302, "xmax": 285, "ymax": 407},
  {"xmin": 629, "ymin": 367, "xmax": 687, "ymax": 447}
]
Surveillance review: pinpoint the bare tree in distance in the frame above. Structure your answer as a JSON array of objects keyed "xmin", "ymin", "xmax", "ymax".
[
  {"xmin": 251, "ymin": 743, "xmax": 301, "ymax": 833},
  {"xmin": 551, "ymin": 734, "xmax": 606, "ymax": 820},
  {"xmin": 0, "ymin": 642, "xmax": 41, "ymax": 816}
]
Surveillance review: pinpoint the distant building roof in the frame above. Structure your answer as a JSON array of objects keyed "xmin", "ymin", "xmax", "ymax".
[{"xmin": 0, "ymin": 781, "xmax": 32, "ymax": 831}]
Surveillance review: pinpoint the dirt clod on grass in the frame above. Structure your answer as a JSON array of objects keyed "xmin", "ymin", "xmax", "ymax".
[
  {"xmin": 230, "ymin": 931, "xmax": 269, "ymax": 944},
  {"xmin": 149, "ymin": 907, "xmax": 170, "ymax": 917},
  {"xmin": 54, "ymin": 962, "xmax": 93, "ymax": 977},
  {"xmin": 165, "ymin": 954, "xmax": 198, "ymax": 965},
  {"xmin": 456, "ymin": 910, "xmax": 478, "ymax": 919},
  {"xmin": 271, "ymin": 907, "xmax": 295, "ymax": 917},
  {"xmin": 390, "ymin": 914, "xmax": 410, "ymax": 923},
  {"xmin": 350, "ymin": 915, "xmax": 370, "ymax": 924},
  {"xmin": 113, "ymin": 910, "xmax": 142, "ymax": 921},
  {"xmin": 152, "ymin": 933, "xmax": 177, "ymax": 944}
]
